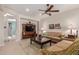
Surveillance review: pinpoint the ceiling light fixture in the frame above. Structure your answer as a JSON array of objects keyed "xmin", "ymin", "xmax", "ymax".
[
  {"xmin": 25, "ymin": 8, "xmax": 30, "ymax": 12},
  {"xmin": 39, "ymin": 13, "xmax": 42, "ymax": 16}
]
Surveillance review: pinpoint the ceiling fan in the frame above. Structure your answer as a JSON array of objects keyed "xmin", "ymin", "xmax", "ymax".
[{"xmin": 39, "ymin": 4, "xmax": 59, "ymax": 16}]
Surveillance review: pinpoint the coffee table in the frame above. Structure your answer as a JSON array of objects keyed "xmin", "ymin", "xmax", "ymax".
[{"xmin": 30, "ymin": 35, "xmax": 52, "ymax": 49}]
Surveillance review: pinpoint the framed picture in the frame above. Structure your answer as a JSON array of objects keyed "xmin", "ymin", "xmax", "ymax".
[
  {"xmin": 54, "ymin": 24, "xmax": 61, "ymax": 29},
  {"xmin": 49, "ymin": 24, "xmax": 54, "ymax": 29}
]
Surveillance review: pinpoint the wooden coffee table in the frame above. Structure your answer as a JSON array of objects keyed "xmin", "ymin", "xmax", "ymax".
[{"xmin": 30, "ymin": 35, "xmax": 52, "ymax": 49}]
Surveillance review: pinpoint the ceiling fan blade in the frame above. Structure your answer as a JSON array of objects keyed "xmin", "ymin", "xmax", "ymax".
[
  {"xmin": 45, "ymin": 5, "xmax": 54, "ymax": 12},
  {"xmin": 46, "ymin": 13, "xmax": 52, "ymax": 16},
  {"xmin": 40, "ymin": 13, "xmax": 46, "ymax": 15},
  {"xmin": 38, "ymin": 9, "xmax": 45, "ymax": 11},
  {"xmin": 48, "ymin": 5, "xmax": 54, "ymax": 9},
  {"xmin": 49, "ymin": 10, "xmax": 59, "ymax": 12},
  {"xmin": 40, "ymin": 12, "xmax": 52, "ymax": 16}
]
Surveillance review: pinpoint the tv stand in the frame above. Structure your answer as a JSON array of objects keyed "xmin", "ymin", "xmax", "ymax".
[
  {"xmin": 22, "ymin": 23, "xmax": 36, "ymax": 39},
  {"xmin": 22, "ymin": 31, "xmax": 35, "ymax": 39}
]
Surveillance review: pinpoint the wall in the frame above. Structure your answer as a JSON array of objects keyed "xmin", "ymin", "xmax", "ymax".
[
  {"xmin": 0, "ymin": 11, "xmax": 4, "ymax": 46},
  {"xmin": 39, "ymin": 8, "xmax": 79, "ymax": 36},
  {"xmin": 1, "ymin": 6, "xmax": 39, "ymax": 41},
  {"xmin": 0, "ymin": 6, "xmax": 19, "ymax": 41}
]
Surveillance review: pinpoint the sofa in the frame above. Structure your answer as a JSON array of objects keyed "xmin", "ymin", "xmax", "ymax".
[
  {"xmin": 46, "ymin": 32, "xmax": 62, "ymax": 37},
  {"xmin": 41, "ymin": 38, "xmax": 79, "ymax": 55},
  {"xmin": 42, "ymin": 32, "xmax": 64, "ymax": 43},
  {"xmin": 43, "ymin": 32, "xmax": 76, "ymax": 42}
]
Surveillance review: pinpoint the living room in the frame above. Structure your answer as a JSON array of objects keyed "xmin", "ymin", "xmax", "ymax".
[{"xmin": 0, "ymin": 4, "xmax": 79, "ymax": 55}]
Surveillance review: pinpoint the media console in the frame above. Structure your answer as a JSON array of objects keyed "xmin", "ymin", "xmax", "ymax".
[{"xmin": 22, "ymin": 22, "xmax": 36, "ymax": 39}]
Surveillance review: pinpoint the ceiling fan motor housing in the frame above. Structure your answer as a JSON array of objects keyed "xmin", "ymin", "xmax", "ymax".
[{"xmin": 47, "ymin": 4, "xmax": 50, "ymax": 6}]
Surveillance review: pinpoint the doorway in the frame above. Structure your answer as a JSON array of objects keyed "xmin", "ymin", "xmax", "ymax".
[{"xmin": 8, "ymin": 19, "xmax": 17, "ymax": 40}]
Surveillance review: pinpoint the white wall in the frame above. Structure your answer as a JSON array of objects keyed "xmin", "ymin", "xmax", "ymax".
[
  {"xmin": 0, "ymin": 11, "xmax": 4, "ymax": 46},
  {"xmin": 1, "ymin": 6, "xmax": 39, "ymax": 41},
  {"xmin": 39, "ymin": 8, "xmax": 79, "ymax": 36}
]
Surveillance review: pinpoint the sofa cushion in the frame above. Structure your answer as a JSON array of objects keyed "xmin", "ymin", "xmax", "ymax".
[
  {"xmin": 41, "ymin": 45, "xmax": 64, "ymax": 55},
  {"xmin": 64, "ymin": 38, "xmax": 79, "ymax": 54},
  {"xmin": 55, "ymin": 40, "xmax": 73, "ymax": 49},
  {"xmin": 42, "ymin": 35, "xmax": 62, "ymax": 43},
  {"xmin": 47, "ymin": 40, "xmax": 73, "ymax": 51},
  {"xmin": 47, "ymin": 32, "xmax": 62, "ymax": 37},
  {"xmin": 46, "ymin": 45, "xmax": 63, "ymax": 52}
]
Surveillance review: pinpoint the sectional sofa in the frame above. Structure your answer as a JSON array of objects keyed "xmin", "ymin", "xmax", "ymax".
[{"xmin": 41, "ymin": 32, "xmax": 79, "ymax": 55}]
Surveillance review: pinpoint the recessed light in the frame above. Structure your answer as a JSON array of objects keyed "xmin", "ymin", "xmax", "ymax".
[
  {"xmin": 25, "ymin": 8, "xmax": 30, "ymax": 12},
  {"xmin": 39, "ymin": 13, "xmax": 42, "ymax": 16}
]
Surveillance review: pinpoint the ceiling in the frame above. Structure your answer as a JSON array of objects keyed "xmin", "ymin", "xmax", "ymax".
[{"xmin": 2, "ymin": 4, "xmax": 79, "ymax": 20}]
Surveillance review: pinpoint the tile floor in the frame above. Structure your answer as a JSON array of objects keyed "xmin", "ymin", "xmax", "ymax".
[{"xmin": 0, "ymin": 39, "xmax": 52, "ymax": 55}]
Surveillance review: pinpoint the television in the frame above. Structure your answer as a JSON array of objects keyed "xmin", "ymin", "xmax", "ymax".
[{"xmin": 25, "ymin": 25, "xmax": 34, "ymax": 32}]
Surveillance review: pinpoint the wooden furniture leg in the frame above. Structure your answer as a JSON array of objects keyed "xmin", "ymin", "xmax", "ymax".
[
  {"xmin": 41, "ymin": 44, "xmax": 43, "ymax": 49},
  {"xmin": 30, "ymin": 38, "xmax": 32, "ymax": 44},
  {"xmin": 50, "ymin": 41, "xmax": 52, "ymax": 46}
]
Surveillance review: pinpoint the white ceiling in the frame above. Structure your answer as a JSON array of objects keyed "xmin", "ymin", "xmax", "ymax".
[{"xmin": 2, "ymin": 4, "xmax": 79, "ymax": 20}]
